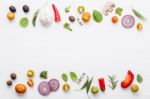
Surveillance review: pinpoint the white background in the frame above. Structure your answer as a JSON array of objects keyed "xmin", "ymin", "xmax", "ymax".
[{"xmin": 0, "ymin": 0, "xmax": 150, "ymax": 99}]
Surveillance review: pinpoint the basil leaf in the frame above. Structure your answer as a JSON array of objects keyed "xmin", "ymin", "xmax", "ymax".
[
  {"xmin": 137, "ymin": 74, "xmax": 143, "ymax": 83},
  {"xmin": 70, "ymin": 72, "xmax": 78, "ymax": 81},
  {"xmin": 62, "ymin": 73, "xmax": 68, "ymax": 82}
]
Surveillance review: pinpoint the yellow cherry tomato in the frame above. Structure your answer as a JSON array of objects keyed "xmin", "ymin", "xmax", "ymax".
[
  {"xmin": 137, "ymin": 23, "xmax": 143, "ymax": 31},
  {"xmin": 27, "ymin": 69, "xmax": 35, "ymax": 77},
  {"xmin": 63, "ymin": 83, "xmax": 70, "ymax": 92},
  {"xmin": 82, "ymin": 12, "xmax": 91, "ymax": 22},
  {"xmin": 7, "ymin": 12, "xmax": 15, "ymax": 20}
]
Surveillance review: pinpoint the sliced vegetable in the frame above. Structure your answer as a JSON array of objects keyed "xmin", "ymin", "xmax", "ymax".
[
  {"xmin": 102, "ymin": 2, "xmax": 115, "ymax": 16},
  {"xmin": 32, "ymin": 9, "xmax": 40, "ymax": 27},
  {"xmin": 38, "ymin": 81, "xmax": 51, "ymax": 96},
  {"xmin": 63, "ymin": 23, "xmax": 72, "ymax": 31},
  {"xmin": 121, "ymin": 15, "xmax": 135, "ymax": 29},
  {"xmin": 98, "ymin": 78, "xmax": 105, "ymax": 92},
  {"xmin": 115, "ymin": 7, "xmax": 123, "ymax": 16},
  {"xmin": 40, "ymin": 71, "xmax": 48, "ymax": 79},
  {"xmin": 20, "ymin": 17, "xmax": 29, "ymax": 28},
  {"xmin": 93, "ymin": 10, "xmax": 103, "ymax": 23},
  {"xmin": 77, "ymin": 6, "xmax": 85, "ymax": 14},
  {"xmin": 137, "ymin": 23, "xmax": 143, "ymax": 31},
  {"xmin": 65, "ymin": 6, "xmax": 71, "ymax": 13},
  {"xmin": 49, "ymin": 79, "xmax": 60, "ymax": 92},
  {"xmin": 15, "ymin": 84, "xmax": 27, "ymax": 94},
  {"xmin": 137, "ymin": 74, "xmax": 143, "ymax": 83},
  {"xmin": 82, "ymin": 12, "xmax": 91, "ymax": 22},
  {"xmin": 131, "ymin": 84, "xmax": 139, "ymax": 92},
  {"xmin": 121, "ymin": 70, "xmax": 134, "ymax": 88},
  {"xmin": 27, "ymin": 79, "xmax": 34, "ymax": 87},
  {"xmin": 108, "ymin": 75, "xmax": 118, "ymax": 90},
  {"xmin": 62, "ymin": 73, "xmax": 68, "ymax": 82},
  {"xmin": 70, "ymin": 72, "xmax": 78, "ymax": 81},
  {"xmin": 112, "ymin": 16, "xmax": 118, "ymax": 23},
  {"xmin": 132, "ymin": 8, "xmax": 146, "ymax": 20},
  {"xmin": 52, "ymin": 4, "xmax": 61, "ymax": 22}
]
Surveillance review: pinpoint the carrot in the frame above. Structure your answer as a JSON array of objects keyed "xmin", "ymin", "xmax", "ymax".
[{"xmin": 52, "ymin": 4, "xmax": 61, "ymax": 22}]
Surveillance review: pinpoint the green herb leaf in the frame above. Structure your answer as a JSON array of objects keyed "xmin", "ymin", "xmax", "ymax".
[
  {"xmin": 32, "ymin": 9, "xmax": 40, "ymax": 27},
  {"xmin": 40, "ymin": 71, "xmax": 48, "ymax": 79},
  {"xmin": 108, "ymin": 75, "xmax": 118, "ymax": 90},
  {"xmin": 86, "ymin": 76, "xmax": 93, "ymax": 94},
  {"xmin": 62, "ymin": 73, "xmax": 68, "ymax": 82},
  {"xmin": 20, "ymin": 17, "xmax": 29, "ymax": 28},
  {"xmin": 70, "ymin": 72, "xmax": 78, "ymax": 81},
  {"xmin": 93, "ymin": 10, "xmax": 103, "ymax": 23},
  {"xmin": 65, "ymin": 6, "xmax": 71, "ymax": 13},
  {"xmin": 63, "ymin": 23, "xmax": 72, "ymax": 31},
  {"xmin": 115, "ymin": 7, "xmax": 123, "ymax": 16},
  {"xmin": 80, "ymin": 78, "xmax": 89, "ymax": 90},
  {"xmin": 137, "ymin": 74, "xmax": 143, "ymax": 83},
  {"xmin": 132, "ymin": 8, "xmax": 146, "ymax": 20}
]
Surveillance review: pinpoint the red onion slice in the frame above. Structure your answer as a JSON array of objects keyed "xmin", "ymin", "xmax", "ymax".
[
  {"xmin": 121, "ymin": 15, "xmax": 135, "ymax": 29},
  {"xmin": 38, "ymin": 81, "xmax": 51, "ymax": 96},
  {"xmin": 49, "ymin": 79, "xmax": 60, "ymax": 92}
]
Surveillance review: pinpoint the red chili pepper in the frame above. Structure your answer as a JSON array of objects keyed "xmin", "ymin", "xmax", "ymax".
[
  {"xmin": 121, "ymin": 70, "xmax": 134, "ymax": 88},
  {"xmin": 52, "ymin": 4, "xmax": 61, "ymax": 22},
  {"xmin": 98, "ymin": 78, "xmax": 105, "ymax": 92}
]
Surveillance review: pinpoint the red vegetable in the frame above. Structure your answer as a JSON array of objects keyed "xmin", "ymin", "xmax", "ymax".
[
  {"xmin": 98, "ymin": 78, "xmax": 105, "ymax": 92},
  {"xmin": 52, "ymin": 4, "xmax": 61, "ymax": 22},
  {"xmin": 121, "ymin": 70, "xmax": 134, "ymax": 88}
]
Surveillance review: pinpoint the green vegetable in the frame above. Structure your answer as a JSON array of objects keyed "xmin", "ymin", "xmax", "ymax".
[
  {"xmin": 20, "ymin": 17, "xmax": 29, "ymax": 28},
  {"xmin": 115, "ymin": 7, "xmax": 123, "ymax": 16},
  {"xmin": 137, "ymin": 74, "xmax": 143, "ymax": 83},
  {"xmin": 70, "ymin": 72, "xmax": 78, "ymax": 81},
  {"xmin": 131, "ymin": 84, "xmax": 139, "ymax": 92},
  {"xmin": 32, "ymin": 9, "xmax": 40, "ymax": 27},
  {"xmin": 62, "ymin": 73, "xmax": 68, "ymax": 82},
  {"xmin": 93, "ymin": 10, "xmax": 103, "ymax": 23},
  {"xmin": 91, "ymin": 86, "xmax": 99, "ymax": 94},
  {"xmin": 63, "ymin": 23, "xmax": 72, "ymax": 31},
  {"xmin": 81, "ymin": 78, "xmax": 89, "ymax": 90},
  {"xmin": 132, "ymin": 8, "xmax": 146, "ymax": 20},
  {"xmin": 108, "ymin": 75, "xmax": 119, "ymax": 90},
  {"xmin": 65, "ymin": 6, "xmax": 71, "ymax": 13},
  {"xmin": 40, "ymin": 71, "xmax": 48, "ymax": 79}
]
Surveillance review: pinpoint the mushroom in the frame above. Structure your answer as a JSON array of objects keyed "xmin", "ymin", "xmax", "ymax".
[{"xmin": 102, "ymin": 2, "xmax": 115, "ymax": 16}]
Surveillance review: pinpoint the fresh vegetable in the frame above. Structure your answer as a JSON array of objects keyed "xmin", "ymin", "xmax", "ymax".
[
  {"xmin": 112, "ymin": 16, "xmax": 118, "ymax": 23},
  {"xmin": 137, "ymin": 23, "xmax": 143, "ymax": 31},
  {"xmin": 98, "ymin": 78, "xmax": 105, "ymax": 92},
  {"xmin": 63, "ymin": 83, "xmax": 70, "ymax": 92},
  {"xmin": 9, "ymin": 6, "xmax": 16, "ymax": 13},
  {"xmin": 132, "ymin": 8, "xmax": 146, "ymax": 20},
  {"xmin": 52, "ymin": 4, "xmax": 61, "ymax": 22},
  {"xmin": 91, "ymin": 86, "xmax": 99, "ymax": 94},
  {"xmin": 65, "ymin": 6, "xmax": 71, "ymax": 13},
  {"xmin": 77, "ymin": 73, "xmax": 86, "ymax": 84},
  {"xmin": 7, "ymin": 80, "xmax": 12, "ymax": 86},
  {"xmin": 40, "ymin": 71, "xmax": 48, "ymax": 79},
  {"xmin": 27, "ymin": 69, "xmax": 35, "ymax": 77},
  {"xmin": 62, "ymin": 73, "xmax": 68, "ymax": 82},
  {"xmin": 137, "ymin": 74, "xmax": 143, "ymax": 83},
  {"xmin": 15, "ymin": 84, "xmax": 27, "ymax": 94},
  {"xmin": 38, "ymin": 81, "xmax": 51, "ymax": 96},
  {"xmin": 131, "ymin": 84, "xmax": 139, "ymax": 92},
  {"xmin": 10, "ymin": 73, "xmax": 17, "ymax": 80},
  {"xmin": 108, "ymin": 75, "xmax": 118, "ymax": 90},
  {"xmin": 69, "ymin": 16, "xmax": 75, "ymax": 22},
  {"xmin": 32, "ymin": 9, "xmax": 40, "ymax": 27},
  {"xmin": 63, "ymin": 23, "xmax": 72, "ymax": 31},
  {"xmin": 49, "ymin": 79, "xmax": 60, "ymax": 92},
  {"xmin": 121, "ymin": 15, "xmax": 135, "ymax": 29},
  {"xmin": 23, "ymin": 5, "xmax": 30, "ymax": 13},
  {"xmin": 77, "ymin": 17, "xmax": 83, "ymax": 26},
  {"xmin": 93, "ymin": 10, "xmax": 103, "ymax": 23},
  {"xmin": 121, "ymin": 70, "xmax": 134, "ymax": 88},
  {"xmin": 39, "ymin": 11, "xmax": 53, "ymax": 26},
  {"xmin": 7, "ymin": 12, "xmax": 15, "ymax": 20},
  {"xmin": 27, "ymin": 79, "xmax": 34, "ymax": 87},
  {"xmin": 77, "ymin": 6, "xmax": 85, "ymax": 14},
  {"xmin": 102, "ymin": 2, "xmax": 115, "ymax": 16},
  {"xmin": 20, "ymin": 17, "xmax": 29, "ymax": 28},
  {"xmin": 115, "ymin": 7, "xmax": 123, "ymax": 16},
  {"xmin": 70, "ymin": 72, "xmax": 78, "ymax": 81},
  {"xmin": 82, "ymin": 12, "xmax": 91, "ymax": 22}
]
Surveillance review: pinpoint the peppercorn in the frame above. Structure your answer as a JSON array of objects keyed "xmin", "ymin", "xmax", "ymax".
[
  {"xmin": 69, "ymin": 16, "xmax": 75, "ymax": 22},
  {"xmin": 9, "ymin": 6, "xmax": 16, "ymax": 13},
  {"xmin": 7, "ymin": 80, "xmax": 12, "ymax": 86},
  {"xmin": 10, "ymin": 73, "xmax": 17, "ymax": 80},
  {"xmin": 23, "ymin": 5, "xmax": 29, "ymax": 13}
]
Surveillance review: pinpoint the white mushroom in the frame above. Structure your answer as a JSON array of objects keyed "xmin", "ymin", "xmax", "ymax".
[{"xmin": 102, "ymin": 2, "xmax": 115, "ymax": 16}]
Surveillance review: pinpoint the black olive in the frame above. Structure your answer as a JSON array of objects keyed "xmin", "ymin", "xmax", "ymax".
[
  {"xmin": 69, "ymin": 16, "xmax": 75, "ymax": 22},
  {"xmin": 10, "ymin": 73, "xmax": 17, "ymax": 80},
  {"xmin": 23, "ymin": 5, "xmax": 29, "ymax": 13},
  {"xmin": 7, "ymin": 80, "xmax": 12, "ymax": 86},
  {"xmin": 9, "ymin": 6, "xmax": 16, "ymax": 13}
]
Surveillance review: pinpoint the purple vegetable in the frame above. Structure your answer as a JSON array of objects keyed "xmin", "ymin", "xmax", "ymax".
[
  {"xmin": 121, "ymin": 15, "xmax": 135, "ymax": 29},
  {"xmin": 49, "ymin": 79, "xmax": 60, "ymax": 92},
  {"xmin": 38, "ymin": 81, "xmax": 51, "ymax": 96}
]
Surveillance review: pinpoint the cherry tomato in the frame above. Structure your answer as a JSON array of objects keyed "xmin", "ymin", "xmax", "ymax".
[{"xmin": 112, "ymin": 16, "xmax": 118, "ymax": 23}]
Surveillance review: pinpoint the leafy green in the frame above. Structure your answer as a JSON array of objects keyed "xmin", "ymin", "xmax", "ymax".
[
  {"xmin": 62, "ymin": 73, "xmax": 68, "ymax": 82},
  {"xmin": 63, "ymin": 23, "xmax": 72, "ymax": 31},
  {"xmin": 115, "ymin": 7, "xmax": 123, "ymax": 16},
  {"xmin": 137, "ymin": 74, "xmax": 143, "ymax": 83},
  {"xmin": 70, "ymin": 72, "xmax": 78, "ymax": 81},
  {"xmin": 20, "ymin": 17, "xmax": 29, "ymax": 28},
  {"xmin": 32, "ymin": 9, "xmax": 40, "ymax": 27},
  {"xmin": 93, "ymin": 10, "xmax": 103, "ymax": 23},
  {"xmin": 40, "ymin": 71, "xmax": 48, "ymax": 79},
  {"xmin": 108, "ymin": 75, "xmax": 119, "ymax": 90},
  {"xmin": 65, "ymin": 6, "xmax": 71, "ymax": 13}
]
